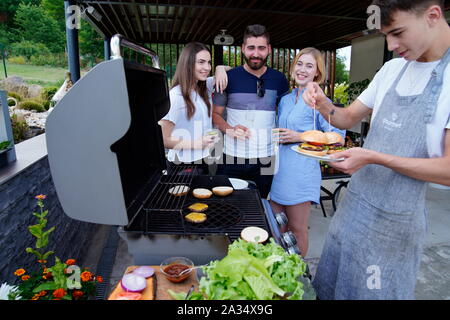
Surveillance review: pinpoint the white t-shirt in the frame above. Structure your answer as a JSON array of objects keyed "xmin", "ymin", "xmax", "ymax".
[
  {"xmin": 358, "ymin": 58, "xmax": 450, "ymax": 157},
  {"xmin": 162, "ymin": 77, "xmax": 214, "ymax": 162}
]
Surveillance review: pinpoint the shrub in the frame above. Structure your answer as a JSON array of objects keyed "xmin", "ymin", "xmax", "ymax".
[
  {"xmin": 10, "ymin": 41, "xmax": 51, "ymax": 60},
  {"xmin": 7, "ymin": 56, "xmax": 27, "ymax": 65},
  {"xmin": 11, "ymin": 113, "xmax": 29, "ymax": 144},
  {"xmin": 334, "ymin": 83, "xmax": 349, "ymax": 105},
  {"xmin": 18, "ymin": 100, "xmax": 46, "ymax": 113},
  {"xmin": 40, "ymin": 86, "xmax": 58, "ymax": 102},
  {"xmin": 29, "ymin": 53, "xmax": 67, "ymax": 68},
  {"xmin": 8, "ymin": 92, "xmax": 23, "ymax": 101}
]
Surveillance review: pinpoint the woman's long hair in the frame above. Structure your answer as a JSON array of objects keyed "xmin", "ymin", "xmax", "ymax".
[{"xmin": 171, "ymin": 42, "xmax": 212, "ymax": 120}]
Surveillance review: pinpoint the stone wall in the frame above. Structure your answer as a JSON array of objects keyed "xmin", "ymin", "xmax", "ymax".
[{"xmin": 0, "ymin": 156, "xmax": 101, "ymax": 284}]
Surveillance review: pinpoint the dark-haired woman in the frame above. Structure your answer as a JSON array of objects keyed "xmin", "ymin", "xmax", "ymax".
[{"xmin": 159, "ymin": 42, "xmax": 229, "ymax": 171}]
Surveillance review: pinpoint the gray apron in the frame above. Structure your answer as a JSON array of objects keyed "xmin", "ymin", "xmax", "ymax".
[{"xmin": 312, "ymin": 48, "xmax": 450, "ymax": 300}]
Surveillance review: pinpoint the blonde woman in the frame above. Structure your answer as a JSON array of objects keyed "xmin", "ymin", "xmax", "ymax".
[{"xmin": 270, "ymin": 47, "xmax": 345, "ymax": 257}]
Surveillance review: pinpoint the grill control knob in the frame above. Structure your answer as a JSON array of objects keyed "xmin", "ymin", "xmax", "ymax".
[
  {"xmin": 287, "ymin": 245, "xmax": 301, "ymax": 255},
  {"xmin": 274, "ymin": 212, "xmax": 288, "ymax": 227},
  {"xmin": 281, "ymin": 231, "xmax": 297, "ymax": 247}
]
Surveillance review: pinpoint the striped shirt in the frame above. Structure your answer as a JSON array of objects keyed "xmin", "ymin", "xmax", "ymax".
[{"xmin": 213, "ymin": 66, "xmax": 289, "ymax": 158}]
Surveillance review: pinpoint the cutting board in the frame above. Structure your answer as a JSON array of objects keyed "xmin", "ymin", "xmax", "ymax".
[{"xmin": 108, "ymin": 266, "xmax": 199, "ymax": 300}]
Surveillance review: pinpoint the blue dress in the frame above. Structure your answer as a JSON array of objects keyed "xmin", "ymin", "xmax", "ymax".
[{"xmin": 269, "ymin": 88, "xmax": 345, "ymax": 206}]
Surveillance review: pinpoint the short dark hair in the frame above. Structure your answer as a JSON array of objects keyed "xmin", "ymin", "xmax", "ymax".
[
  {"xmin": 371, "ymin": 0, "xmax": 445, "ymax": 26},
  {"xmin": 243, "ymin": 24, "xmax": 270, "ymax": 44}
]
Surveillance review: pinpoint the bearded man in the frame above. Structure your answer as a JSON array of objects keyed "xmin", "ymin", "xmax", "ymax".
[{"xmin": 212, "ymin": 24, "xmax": 289, "ymax": 198}]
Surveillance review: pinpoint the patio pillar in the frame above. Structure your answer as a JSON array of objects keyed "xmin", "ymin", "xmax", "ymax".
[
  {"xmin": 64, "ymin": 0, "xmax": 81, "ymax": 83},
  {"xmin": 213, "ymin": 45, "xmax": 223, "ymax": 70},
  {"xmin": 104, "ymin": 37, "xmax": 111, "ymax": 61}
]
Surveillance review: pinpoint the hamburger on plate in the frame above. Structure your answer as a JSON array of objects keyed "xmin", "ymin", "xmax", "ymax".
[
  {"xmin": 324, "ymin": 132, "xmax": 346, "ymax": 154},
  {"xmin": 297, "ymin": 130, "xmax": 329, "ymax": 156}
]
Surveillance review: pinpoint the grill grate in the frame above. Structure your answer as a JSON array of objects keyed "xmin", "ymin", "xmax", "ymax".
[
  {"xmin": 143, "ymin": 189, "xmax": 269, "ymax": 242},
  {"xmin": 142, "ymin": 165, "xmax": 196, "ymax": 212},
  {"xmin": 183, "ymin": 200, "xmax": 243, "ymax": 231}
]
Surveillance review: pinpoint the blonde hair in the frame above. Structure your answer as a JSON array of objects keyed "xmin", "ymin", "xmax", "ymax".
[{"xmin": 290, "ymin": 47, "xmax": 326, "ymax": 84}]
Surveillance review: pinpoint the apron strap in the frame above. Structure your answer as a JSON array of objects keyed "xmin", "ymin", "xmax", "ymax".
[{"xmin": 424, "ymin": 47, "xmax": 450, "ymax": 123}]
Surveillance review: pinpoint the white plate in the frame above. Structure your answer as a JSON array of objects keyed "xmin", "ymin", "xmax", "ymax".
[
  {"xmin": 290, "ymin": 145, "xmax": 345, "ymax": 162},
  {"xmin": 228, "ymin": 178, "xmax": 249, "ymax": 190}
]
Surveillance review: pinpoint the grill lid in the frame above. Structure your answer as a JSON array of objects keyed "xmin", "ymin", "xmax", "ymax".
[{"xmin": 46, "ymin": 57, "xmax": 169, "ymax": 225}]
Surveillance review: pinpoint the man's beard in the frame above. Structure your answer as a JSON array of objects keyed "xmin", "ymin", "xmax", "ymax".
[{"xmin": 243, "ymin": 55, "xmax": 268, "ymax": 70}]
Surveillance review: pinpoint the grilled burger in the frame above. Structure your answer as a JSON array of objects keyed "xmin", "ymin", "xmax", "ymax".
[
  {"xmin": 325, "ymin": 132, "xmax": 346, "ymax": 154},
  {"xmin": 298, "ymin": 130, "xmax": 328, "ymax": 156}
]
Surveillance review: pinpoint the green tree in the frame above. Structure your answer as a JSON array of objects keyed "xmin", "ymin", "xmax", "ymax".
[
  {"xmin": 13, "ymin": 3, "xmax": 65, "ymax": 53},
  {"xmin": 0, "ymin": 0, "xmax": 40, "ymax": 26},
  {"xmin": 41, "ymin": 0, "xmax": 65, "ymax": 31},
  {"xmin": 79, "ymin": 19, "xmax": 104, "ymax": 66},
  {"xmin": 335, "ymin": 54, "xmax": 349, "ymax": 84}
]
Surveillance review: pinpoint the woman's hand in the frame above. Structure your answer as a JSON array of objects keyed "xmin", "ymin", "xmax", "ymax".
[
  {"xmin": 193, "ymin": 134, "xmax": 216, "ymax": 150},
  {"xmin": 327, "ymin": 147, "xmax": 374, "ymax": 174},
  {"xmin": 215, "ymin": 66, "xmax": 229, "ymax": 94},
  {"xmin": 273, "ymin": 128, "xmax": 302, "ymax": 144}
]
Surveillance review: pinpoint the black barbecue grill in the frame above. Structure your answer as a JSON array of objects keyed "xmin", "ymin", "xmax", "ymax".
[{"xmin": 45, "ymin": 35, "xmax": 285, "ymax": 266}]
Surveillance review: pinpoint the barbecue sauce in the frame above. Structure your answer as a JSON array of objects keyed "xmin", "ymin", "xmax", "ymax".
[{"xmin": 163, "ymin": 264, "xmax": 191, "ymax": 283}]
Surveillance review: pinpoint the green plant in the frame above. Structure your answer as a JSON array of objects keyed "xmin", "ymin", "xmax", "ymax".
[
  {"xmin": 345, "ymin": 79, "xmax": 370, "ymax": 102},
  {"xmin": 18, "ymin": 100, "xmax": 45, "ymax": 112},
  {"xmin": 11, "ymin": 113, "xmax": 29, "ymax": 143},
  {"xmin": 0, "ymin": 140, "xmax": 11, "ymax": 150},
  {"xmin": 41, "ymin": 86, "xmax": 58, "ymax": 102},
  {"xmin": 333, "ymin": 83, "xmax": 349, "ymax": 105},
  {"xmin": 7, "ymin": 92, "xmax": 23, "ymax": 101},
  {"xmin": 9, "ymin": 195, "xmax": 103, "ymax": 300},
  {"xmin": 10, "ymin": 40, "xmax": 51, "ymax": 60},
  {"xmin": 7, "ymin": 55, "xmax": 27, "ymax": 65}
]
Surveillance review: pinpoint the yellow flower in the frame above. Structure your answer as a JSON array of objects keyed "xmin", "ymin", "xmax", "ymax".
[
  {"xmin": 14, "ymin": 268, "xmax": 26, "ymax": 276},
  {"xmin": 35, "ymin": 194, "xmax": 46, "ymax": 200}
]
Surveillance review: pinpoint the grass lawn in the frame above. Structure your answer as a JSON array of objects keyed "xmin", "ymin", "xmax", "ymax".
[{"xmin": 0, "ymin": 63, "xmax": 68, "ymax": 87}]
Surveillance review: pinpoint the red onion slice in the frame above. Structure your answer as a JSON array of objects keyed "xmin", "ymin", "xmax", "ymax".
[
  {"xmin": 121, "ymin": 273, "xmax": 147, "ymax": 292},
  {"xmin": 132, "ymin": 266, "xmax": 155, "ymax": 278}
]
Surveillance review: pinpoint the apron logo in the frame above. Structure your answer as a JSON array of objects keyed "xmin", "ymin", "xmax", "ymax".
[
  {"xmin": 392, "ymin": 112, "xmax": 398, "ymax": 121},
  {"xmin": 367, "ymin": 265, "xmax": 381, "ymax": 290}
]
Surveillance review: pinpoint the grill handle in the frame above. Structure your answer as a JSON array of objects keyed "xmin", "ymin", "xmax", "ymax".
[{"xmin": 110, "ymin": 34, "xmax": 160, "ymax": 69}]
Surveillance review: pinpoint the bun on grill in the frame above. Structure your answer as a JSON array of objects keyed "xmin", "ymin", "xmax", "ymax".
[
  {"xmin": 212, "ymin": 186, "xmax": 234, "ymax": 196},
  {"xmin": 168, "ymin": 185, "xmax": 190, "ymax": 196},
  {"xmin": 192, "ymin": 188, "xmax": 213, "ymax": 199}
]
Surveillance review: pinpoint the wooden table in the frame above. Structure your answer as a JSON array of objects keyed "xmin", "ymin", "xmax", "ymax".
[{"xmin": 108, "ymin": 265, "xmax": 199, "ymax": 300}]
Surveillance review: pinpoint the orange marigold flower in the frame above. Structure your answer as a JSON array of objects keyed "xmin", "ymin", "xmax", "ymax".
[
  {"xmin": 52, "ymin": 288, "xmax": 66, "ymax": 298},
  {"xmin": 21, "ymin": 275, "xmax": 30, "ymax": 281},
  {"xmin": 35, "ymin": 194, "xmax": 46, "ymax": 200},
  {"xmin": 14, "ymin": 268, "xmax": 26, "ymax": 276},
  {"xmin": 37, "ymin": 259, "xmax": 47, "ymax": 264},
  {"xmin": 38, "ymin": 291, "xmax": 47, "ymax": 296},
  {"xmin": 72, "ymin": 290, "xmax": 84, "ymax": 299},
  {"xmin": 96, "ymin": 276, "xmax": 103, "ymax": 283},
  {"xmin": 65, "ymin": 259, "xmax": 76, "ymax": 266},
  {"xmin": 32, "ymin": 295, "xmax": 40, "ymax": 300},
  {"xmin": 81, "ymin": 271, "xmax": 93, "ymax": 282}
]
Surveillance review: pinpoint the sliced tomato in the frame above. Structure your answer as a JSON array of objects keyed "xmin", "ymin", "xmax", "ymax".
[
  {"xmin": 116, "ymin": 291, "xmax": 142, "ymax": 300},
  {"xmin": 306, "ymin": 142, "xmax": 324, "ymax": 146}
]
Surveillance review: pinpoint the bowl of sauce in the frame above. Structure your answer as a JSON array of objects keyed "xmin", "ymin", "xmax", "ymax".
[{"xmin": 160, "ymin": 257, "xmax": 194, "ymax": 283}]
